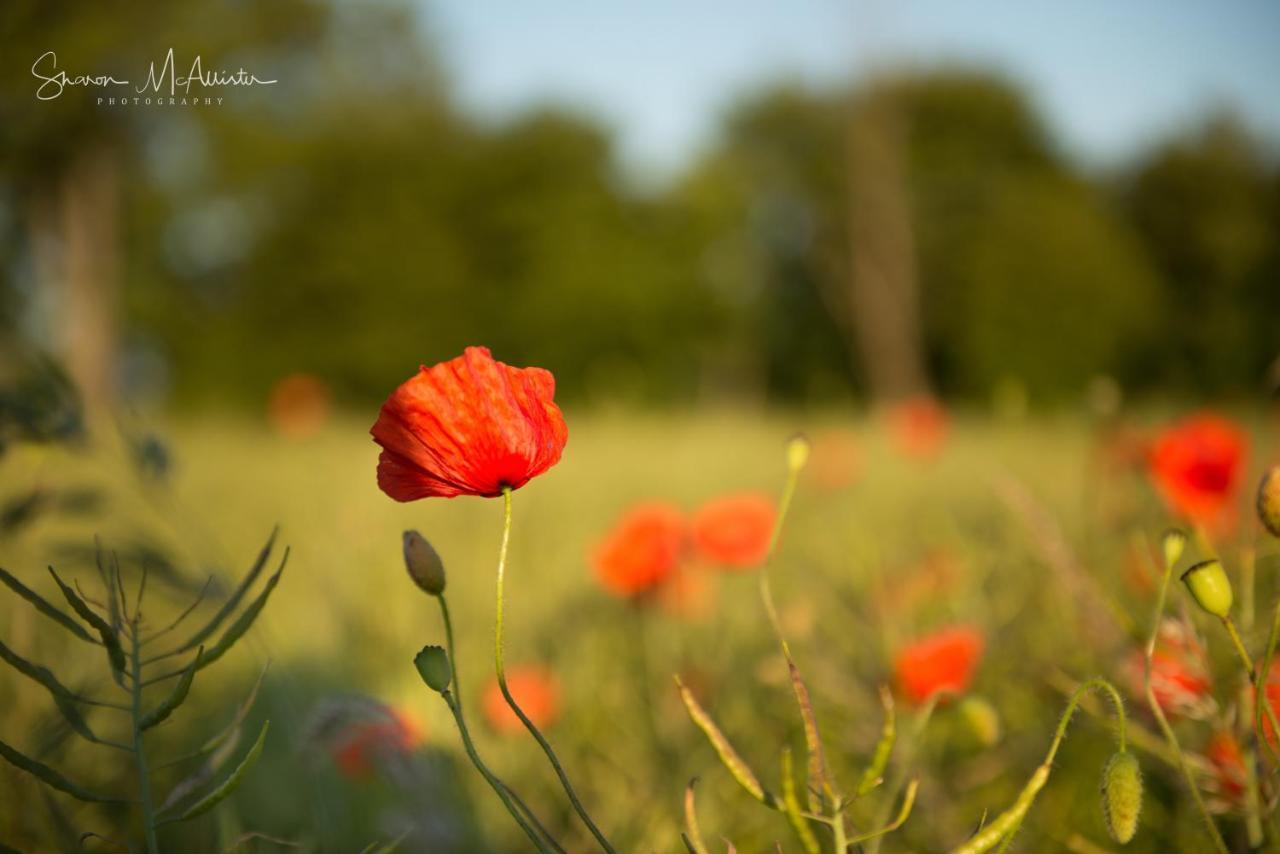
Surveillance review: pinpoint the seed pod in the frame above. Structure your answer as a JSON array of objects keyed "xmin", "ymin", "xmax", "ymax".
[
  {"xmin": 1100, "ymin": 750, "xmax": 1142, "ymax": 844},
  {"xmin": 403, "ymin": 530, "xmax": 446, "ymax": 595},
  {"xmin": 1181, "ymin": 559, "xmax": 1233, "ymax": 618},
  {"xmin": 1161, "ymin": 528, "xmax": 1187, "ymax": 570},
  {"xmin": 1259, "ymin": 467, "xmax": 1280, "ymax": 538},
  {"xmin": 414, "ymin": 645, "xmax": 451, "ymax": 693}
]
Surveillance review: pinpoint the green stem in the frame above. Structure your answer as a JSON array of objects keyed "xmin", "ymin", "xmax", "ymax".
[
  {"xmin": 1258, "ymin": 597, "xmax": 1280, "ymax": 762},
  {"xmin": 757, "ymin": 450, "xmax": 803, "ymax": 656},
  {"xmin": 1144, "ymin": 541, "xmax": 1229, "ymax": 854},
  {"xmin": 866, "ymin": 698, "xmax": 936, "ymax": 854},
  {"xmin": 129, "ymin": 621, "xmax": 159, "ymax": 854},
  {"xmin": 950, "ymin": 678, "xmax": 1124, "ymax": 854},
  {"xmin": 1224, "ymin": 616, "xmax": 1280, "ymax": 756},
  {"xmin": 494, "ymin": 488, "xmax": 615, "ymax": 853},
  {"xmin": 441, "ymin": 689, "xmax": 553, "ymax": 854},
  {"xmin": 436, "ymin": 593, "xmax": 562, "ymax": 852}
]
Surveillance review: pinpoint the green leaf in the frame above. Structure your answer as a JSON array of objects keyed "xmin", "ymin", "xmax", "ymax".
[
  {"xmin": 179, "ymin": 529, "xmax": 278, "ymax": 653},
  {"xmin": 0, "ymin": 640, "xmax": 97, "ymax": 742},
  {"xmin": 0, "ymin": 738, "xmax": 125, "ymax": 803},
  {"xmin": 196, "ymin": 553, "xmax": 286, "ymax": 672},
  {"xmin": 47, "ymin": 567, "xmax": 126, "ymax": 677},
  {"xmin": 0, "ymin": 566, "xmax": 94, "ymax": 643},
  {"xmin": 140, "ymin": 647, "xmax": 202, "ymax": 730},
  {"xmin": 674, "ymin": 675, "xmax": 775, "ymax": 808},
  {"xmin": 170, "ymin": 720, "xmax": 269, "ymax": 822}
]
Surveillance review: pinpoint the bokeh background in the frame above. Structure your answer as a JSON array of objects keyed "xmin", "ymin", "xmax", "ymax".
[{"xmin": 1, "ymin": 1, "xmax": 1279, "ymax": 852}]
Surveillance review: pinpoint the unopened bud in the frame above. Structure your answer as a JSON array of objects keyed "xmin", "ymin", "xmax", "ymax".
[
  {"xmin": 958, "ymin": 696, "xmax": 1001, "ymax": 747},
  {"xmin": 1259, "ymin": 467, "xmax": 1280, "ymax": 539},
  {"xmin": 414, "ymin": 645, "xmax": 451, "ymax": 693},
  {"xmin": 1100, "ymin": 750, "xmax": 1142, "ymax": 844},
  {"xmin": 1161, "ymin": 529, "xmax": 1187, "ymax": 570},
  {"xmin": 403, "ymin": 530, "xmax": 446, "ymax": 595},
  {"xmin": 1181, "ymin": 559, "xmax": 1233, "ymax": 619},
  {"xmin": 786, "ymin": 434, "xmax": 811, "ymax": 472}
]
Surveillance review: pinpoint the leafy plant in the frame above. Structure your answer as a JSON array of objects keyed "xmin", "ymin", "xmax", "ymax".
[{"xmin": 0, "ymin": 534, "xmax": 284, "ymax": 852}]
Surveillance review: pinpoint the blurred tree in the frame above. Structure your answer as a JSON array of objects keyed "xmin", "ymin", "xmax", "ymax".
[{"xmin": 1122, "ymin": 116, "xmax": 1280, "ymax": 395}]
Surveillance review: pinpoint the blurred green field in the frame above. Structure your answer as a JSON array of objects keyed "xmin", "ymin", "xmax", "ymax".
[{"xmin": 2, "ymin": 409, "xmax": 1277, "ymax": 851}]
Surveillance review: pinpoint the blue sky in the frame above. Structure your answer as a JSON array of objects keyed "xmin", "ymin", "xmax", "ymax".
[{"xmin": 423, "ymin": 1, "xmax": 1280, "ymax": 181}]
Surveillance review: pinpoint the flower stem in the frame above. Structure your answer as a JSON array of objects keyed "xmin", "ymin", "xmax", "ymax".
[
  {"xmin": 1144, "ymin": 539, "xmax": 1228, "ymax": 854},
  {"xmin": 129, "ymin": 620, "xmax": 159, "ymax": 854},
  {"xmin": 494, "ymin": 487, "xmax": 616, "ymax": 853},
  {"xmin": 437, "ymin": 593, "xmax": 561, "ymax": 851},
  {"xmin": 441, "ymin": 689, "xmax": 555, "ymax": 854}
]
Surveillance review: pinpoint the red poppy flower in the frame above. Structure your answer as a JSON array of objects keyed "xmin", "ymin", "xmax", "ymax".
[
  {"xmin": 894, "ymin": 626, "xmax": 983, "ymax": 704},
  {"xmin": 691, "ymin": 493, "xmax": 776, "ymax": 570},
  {"xmin": 1149, "ymin": 413, "xmax": 1247, "ymax": 530},
  {"xmin": 888, "ymin": 396, "xmax": 949, "ymax": 460},
  {"xmin": 484, "ymin": 666, "xmax": 560, "ymax": 735},
  {"xmin": 371, "ymin": 347, "xmax": 568, "ymax": 500},
  {"xmin": 1205, "ymin": 732, "xmax": 1247, "ymax": 801},
  {"xmin": 331, "ymin": 708, "xmax": 422, "ymax": 780},
  {"xmin": 1122, "ymin": 621, "xmax": 1212, "ymax": 718},
  {"xmin": 1254, "ymin": 660, "xmax": 1280, "ymax": 749},
  {"xmin": 591, "ymin": 503, "xmax": 686, "ymax": 597}
]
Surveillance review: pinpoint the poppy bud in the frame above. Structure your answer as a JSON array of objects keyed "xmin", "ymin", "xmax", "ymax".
[
  {"xmin": 1161, "ymin": 529, "xmax": 1187, "ymax": 570},
  {"xmin": 403, "ymin": 530, "xmax": 446, "ymax": 595},
  {"xmin": 1181, "ymin": 559, "xmax": 1233, "ymax": 619},
  {"xmin": 1259, "ymin": 467, "xmax": 1280, "ymax": 538},
  {"xmin": 1100, "ymin": 750, "xmax": 1142, "ymax": 844},
  {"xmin": 786, "ymin": 433, "xmax": 810, "ymax": 472},
  {"xmin": 414, "ymin": 645, "xmax": 451, "ymax": 693},
  {"xmin": 958, "ymin": 696, "xmax": 1001, "ymax": 747}
]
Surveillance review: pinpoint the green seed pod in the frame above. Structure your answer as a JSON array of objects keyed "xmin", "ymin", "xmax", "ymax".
[
  {"xmin": 1161, "ymin": 528, "xmax": 1187, "ymax": 570},
  {"xmin": 786, "ymin": 433, "xmax": 811, "ymax": 472},
  {"xmin": 958, "ymin": 696, "xmax": 1001, "ymax": 747},
  {"xmin": 1100, "ymin": 750, "xmax": 1142, "ymax": 844},
  {"xmin": 414, "ymin": 645, "xmax": 451, "ymax": 693},
  {"xmin": 403, "ymin": 530, "xmax": 446, "ymax": 595},
  {"xmin": 1181, "ymin": 559, "xmax": 1233, "ymax": 619},
  {"xmin": 1259, "ymin": 467, "xmax": 1280, "ymax": 539}
]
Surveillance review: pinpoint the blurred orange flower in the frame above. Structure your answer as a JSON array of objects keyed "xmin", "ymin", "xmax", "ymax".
[
  {"xmin": 691, "ymin": 493, "xmax": 775, "ymax": 570},
  {"xmin": 1205, "ymin": 732, "xmax": 1247, "ymax": 802},
  {"xmin": 268, "ymin": 373, "xmax": 332, "ymax": 439},
  {"xmin": 484, "ymin": 666, "xmax": 560, "ymax": 735},
  {"xmin": 371, "ymin": 346, "xmax": 568, "ymax": 500},
  {"xmin": 1122, "ymin": 621, "xmax": 1212, "ymax": 718},
  {"xmin": 888, "ymin": 396, "xmax": 949, "ymax": 460},
  {"xmin": 330, "ymin": 708, "xmax": 422, "ymax": 780},
  {"xmin": 894, "ymin": 626, "xmax": 983, "ymax": 704},
  {"xmin": 592, "ymin": 503, "xmax": 686, "ymax": 597},
  {"xmin": 1149, "ymin": 413, "xmax": 1247, "ymax": 531},
  {"xmin": 1255, "ymin": 660, "xmax": 1280, "ymax": 749}
]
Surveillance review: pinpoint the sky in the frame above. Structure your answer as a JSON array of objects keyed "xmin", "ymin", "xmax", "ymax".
[{"xmin": 422, "ymin": 1, "xmax": 1280, "ymax": 183}]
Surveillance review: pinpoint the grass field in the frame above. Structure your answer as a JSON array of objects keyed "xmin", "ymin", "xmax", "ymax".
[{"xmin": 2, "ymin": 407, "xmax": 1277, "ymax": 851}]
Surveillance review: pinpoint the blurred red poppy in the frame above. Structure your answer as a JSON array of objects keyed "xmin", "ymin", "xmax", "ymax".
[
  {"xmin": 1205, "ymin": 732, "xmax": 1246, "ymax": 802},
  {"xmin": 592, "ymin": 503, "xmax": 686, "ymax": 597},
  {"xmin": 331, "ymin": 708, "xmax": 421, "ymax": 780},
  {"xmin": 894, "ymin": 626, "xmax": 983, "ymax": 704},
  {"xmin": 484, "ymin": 666, "xmax": 560, "ymax": 735},
  {"xmin": 371, "ymin": 346, "xmax": 568, "ymax": 500},
  {"xmin": 1255, "ymin": 660, "xmax": 1280, "ymax": 749},
  {"xmin": 691, "ymin": 493, "xmax": 775, "ymax": 570},
  {"xmin": 1149, "ymin": 413, "xmax": 1247, "ymax": 530},
  {"xmin": 1122, "ymin": 620, "xmax": 1212, "ymax": 718},
  {"xmin": 888, "ymin": 396, "xmax": 949, "ymax": 460}
]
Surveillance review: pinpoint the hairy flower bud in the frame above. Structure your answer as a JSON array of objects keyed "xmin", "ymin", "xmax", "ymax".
[
  {"xmin": 414, "ymin": 645, "xmax": 451, "ymax": 693},
  {"xmin": 1181, "ymin": 559, "xmax": 1233, "ymax": 619},
  {"xmin": 1100, "ymin": 750, "xmax": 1142, "ymax": 844},
  {"xmin": 1259, "ymin": 467, "xmax": 1280, "ymax": 539},
  {"xmin": 403, "ymin": 530, "xmax": 446, "ymax": 595},
  {"xmin": 1161, "ymin": 528, "xmax": 1187, "ymax": 570}
]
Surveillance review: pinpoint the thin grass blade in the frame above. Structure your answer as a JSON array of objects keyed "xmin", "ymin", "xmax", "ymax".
[{"xmin": 0, "ymin": 567, "xmax": 95, "ymax": 643}]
